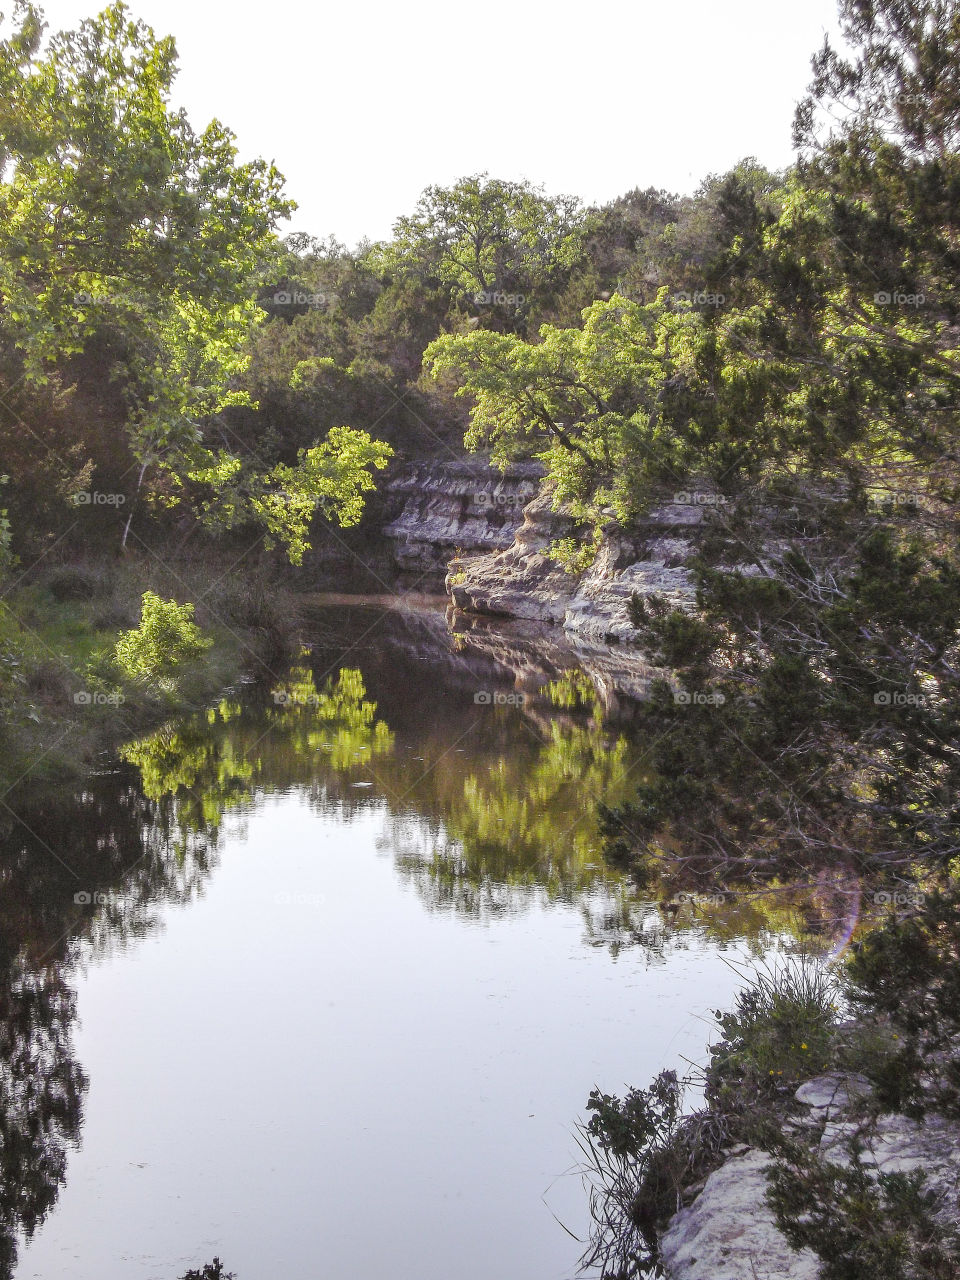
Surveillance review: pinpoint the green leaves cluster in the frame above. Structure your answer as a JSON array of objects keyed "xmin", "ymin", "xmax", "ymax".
[
  {"xmin": 0, "ymin": 3, "xmax": 393, "ymax": 559},
  {"xmin": 113, "ymin": 590, "xmax": 211, "ymax": 683}
]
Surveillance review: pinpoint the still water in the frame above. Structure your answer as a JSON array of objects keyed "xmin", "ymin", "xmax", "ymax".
[{"xmin": 3, "ymin": 602, "xmax": 800, "ymax": 1280}]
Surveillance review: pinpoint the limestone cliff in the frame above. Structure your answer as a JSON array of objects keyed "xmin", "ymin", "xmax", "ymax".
[
  {"xmin": 445, "ymin": 488, "xmax": 704, "ymax": 645},
  {"xmin": 382, "ymin": 459, "xmax": 542, "ymax": 574}
]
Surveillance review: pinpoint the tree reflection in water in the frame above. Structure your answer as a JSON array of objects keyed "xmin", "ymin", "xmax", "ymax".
[
  {"xmin": 0, "ymin": 609, "xmax": 846, "ymax": 1274},
  {"xmin": 0, "ymin": 766, "xmax": 214, "ymax": 1275}
]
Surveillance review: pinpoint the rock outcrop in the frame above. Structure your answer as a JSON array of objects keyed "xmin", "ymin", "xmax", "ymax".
[
  {"xmin": 382, "ymin": 460, "xmax": 542, "ymax": 574},
  {"xmin": 447, "ymin": 489, "xmax": 705, "ymax": 645},
  {"xmin": 660, "ymin": 1148, "xmax": 820, "ymax": 1280},
  {"xmin": 378, "ymin": 462, "xmax": 733, "ymax": 648},
  {"xmin": 660, "ymin": 1070, "xmax": 960, "ymax": 1280}
]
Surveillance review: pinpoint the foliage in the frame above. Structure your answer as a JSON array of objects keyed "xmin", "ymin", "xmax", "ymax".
[
  {"xmin": 577, "ymin": 1070, "xmax": 686, "ymax": 1279},
  {"xmin": 843, "ymin": 882, "xmax": 960, "ymax": 1116},
  {"xmin": 704, "ymin": 959, "xmax": 839, "ymax": 1111},
  {"xmin": 0, "ymin": 2, "xmax": 391, "ymax": 559},
  {"xmin": 180, "ymin": 1261, "xmax": 235, "ymax": 1280},
  {"xmin": 190, "ymin": 428, "xmax": 393, "ymax": 564},
  {"xmin": 583, "ymin": 0, "xmax": 960, "ymax": 883},
  {"xmin": 113, "ymin": 591, "xmax": 211, "ymax": 683},
  {"xmin": 769, "ymin": 1144, "xmax": 960, "ymax": 1280},
  {"xmin": 0, "ymin": 2, "xmax": 290, "ymax": 455},
  {"xmin": 377, "ymin": 173, "xmax": 583, "ymax": 334}
]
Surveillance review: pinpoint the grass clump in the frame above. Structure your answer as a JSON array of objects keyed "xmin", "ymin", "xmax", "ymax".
[{"xmin": 705, "ymin": 958, "xmax": 839, "ymax": 1115}]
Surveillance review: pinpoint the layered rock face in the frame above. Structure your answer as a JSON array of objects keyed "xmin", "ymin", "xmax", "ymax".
[
  {"xmin": 382, "ymin": 460, "xmax": 543, "ymax": 574},
  {"xmin": 380, "ymin": 461, "xmax": 734, "ymax": 646},
  {"xmin": 446, "ymin": 489, "xmax": 706, "ymax": 645}
]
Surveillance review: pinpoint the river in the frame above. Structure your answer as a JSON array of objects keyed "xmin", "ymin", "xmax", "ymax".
[{"xmin": 3, "ymin": 600, "xmax": 807, "ymax": 1280}]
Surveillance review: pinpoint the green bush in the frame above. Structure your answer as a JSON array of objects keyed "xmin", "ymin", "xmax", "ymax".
[
  {"xmin": 113, "ymin": 592, "xmax": 212, "ymax": 684},
  {"xmin": 769, "ymin": 1142, "xmax": 960, "ymax": 1280},
  {"xmin": 578, "ymin": 1070, "xmax": 686, "ymax": 1278}
]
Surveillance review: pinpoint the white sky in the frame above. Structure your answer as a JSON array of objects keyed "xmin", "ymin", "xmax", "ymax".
[{"xmin": 37, "ymin": 0, "xmax": 843, "ymax": 246}]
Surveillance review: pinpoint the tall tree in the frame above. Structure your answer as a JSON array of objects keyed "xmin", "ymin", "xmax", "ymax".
[{"xmin": 0, "ymin": 3, "xmax": 392, "ymax": 554}]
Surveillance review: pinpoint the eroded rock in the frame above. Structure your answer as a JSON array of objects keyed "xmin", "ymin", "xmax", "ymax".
[
  {"xmin": 447, "ymin": 489, "xmax": 706, "ymax": 645},
  {"xmin": 660, "ymin": 1149, "xmax": 820, "ymax": 1280},
  {"xmin": 382, "ymin": 460, "xmax": 542, "ymax": 574}
]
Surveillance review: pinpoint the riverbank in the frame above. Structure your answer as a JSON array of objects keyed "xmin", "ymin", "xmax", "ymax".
[
  {"xmin": 581, "ymin": 895, "xmax": 960, "ymax": 1280},
  {"xmin": 0, "ymin": 552, "xmax": 303, "ymax": 792}
]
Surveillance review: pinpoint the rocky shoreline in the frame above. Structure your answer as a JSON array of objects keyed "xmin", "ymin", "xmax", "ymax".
[
  {"xmin": 380, "ymin": 459, "xmax": 705, "ymax": 646},
  {"xmin": 659, "ymin": 1067, "xmax": 960, "ymax": 1280}
]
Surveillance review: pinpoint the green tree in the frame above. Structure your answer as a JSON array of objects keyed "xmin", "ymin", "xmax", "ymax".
[
  {"xmin": 0, "ymin": 3, "xmax": 392, "ymax": 553},
  {"xmin": 377, "ymin": 173, "xmax": 584, "ymax": 333}
]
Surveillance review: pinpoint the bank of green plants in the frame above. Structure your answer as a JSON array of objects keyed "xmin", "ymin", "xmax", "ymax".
[
  {"xmin": 581, "ymin": 880, "xmax": 960, "ymax": 1280},
  {"xmin": 0, "ymin": 551, "xmax": 302, "ymax": 791}
]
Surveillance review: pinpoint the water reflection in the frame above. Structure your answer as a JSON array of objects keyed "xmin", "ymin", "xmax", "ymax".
[
  {"xmin": 116, "ymin": 625, "xmax": 644, "ymax": 914},
  {"xmin": 0, "ymin": 772, "xmax": 221, "ymax": 1275},
  {"xmin": 0, "ymin": 602, "xmax": 839, "ymax": 1277},
  {"xmin": 0, "ymin": 958, "xmax": 85, "ymax": 1278}
]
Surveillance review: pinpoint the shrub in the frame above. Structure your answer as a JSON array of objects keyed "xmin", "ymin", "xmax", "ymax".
[
  {"xmin": 705, "ymin": 958, "xmax": 839, "ymax": 1111},
  {"xmin": 180, "ymin": 1260, "xmax": 235, "ymax": 1280},
  {"xmin": 113, "ymin": 592, "xmax": 212, "ymax": 684},
  {"xmin": 578, "ymin": 1070, "xmax": 685, "ymax": 1278},
  {"xmin": 844, "ymin": 884, "xmax": 960, "ymax": 1117},
  {"xmin": 769, "ymin": 1141, "xmax": 960, "ymax": 1280}
]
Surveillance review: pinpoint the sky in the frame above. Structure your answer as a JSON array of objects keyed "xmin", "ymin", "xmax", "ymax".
[{"xmin": 36, "ymin": 0, "xmax": 844, "ymax": 246}]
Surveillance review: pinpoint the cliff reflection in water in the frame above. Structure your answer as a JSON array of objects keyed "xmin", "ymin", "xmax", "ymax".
[{"xmin": 0, "ymin": 602, "xmax": 834, "ymax": 1276}]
